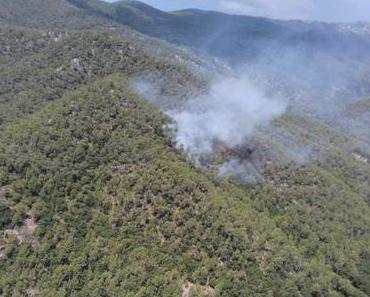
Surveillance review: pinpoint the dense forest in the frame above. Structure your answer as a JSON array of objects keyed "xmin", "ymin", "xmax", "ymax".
[{"xmin": 1, "ymin": 1, "xmax": 370, "ymax": 296}]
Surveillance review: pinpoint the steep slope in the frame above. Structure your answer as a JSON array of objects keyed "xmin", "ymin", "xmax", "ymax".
[
  {"xmin": 0, "ymin": 0, "xmax": 109, "ymax": 29},
  {"xmin": 0, "ymin": 27, "xmax": 203, "ymax": 126},
  {"xmin": 1, "ymin": 76, "xmax": 370, "ymax": 297},
  {"xmin": 0, "ymin": 0, "xmax": 219, "ymax": 78},
  {"xmin": 54, "ymin": 1, "xmax": 370, "ymax": 120},
  {"xmin": 65, "ymin": 0, "xmax": 287, "ymax": 62},
  {"xmin": 63, "ymin": 0, "xmax": 370, "ymax": 65},
  {"xmin": 2, "ymin": 0, "xmax": 370, "ymax": 69},
  {"xmin": 1, "ymin": 1, "xmax": 370, "ymax": 296}
]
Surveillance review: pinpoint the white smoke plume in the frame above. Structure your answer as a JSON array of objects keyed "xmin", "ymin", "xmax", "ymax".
[{"xmin": 167, "ymin": 75, "xmax": 286, "ymax": 156}]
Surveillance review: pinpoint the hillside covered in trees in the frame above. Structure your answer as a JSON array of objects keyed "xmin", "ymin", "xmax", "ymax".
[{"xmin": 1, "ymin": 1, "xmax": 370, "ymax": 297}]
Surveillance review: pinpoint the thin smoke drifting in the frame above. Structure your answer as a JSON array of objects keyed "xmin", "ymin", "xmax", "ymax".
[
  {"xmin": 218, "ymin": 0, "xmax": 370, "ymax": 22},
  {"xmin": 167, "ymin": 75, "xmax": 286, "ymax": 156}
]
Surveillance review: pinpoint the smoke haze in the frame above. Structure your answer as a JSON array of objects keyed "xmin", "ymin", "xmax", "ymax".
[
  {"xmin": 219, "ymin": 0, "xmax": 370, "ymax": 22},
  {"xmin": 105, "ymin": 0, "xmax": 370, "ymax": 22},
  {"xmin": 167, "ymin": 75, "xmax": 286, "ymax": 156}
]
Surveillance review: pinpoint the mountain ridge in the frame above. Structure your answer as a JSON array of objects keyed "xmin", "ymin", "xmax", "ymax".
[{"xmin": 2, "ymin": 0, "xmax": 369, "ymax": 65}]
